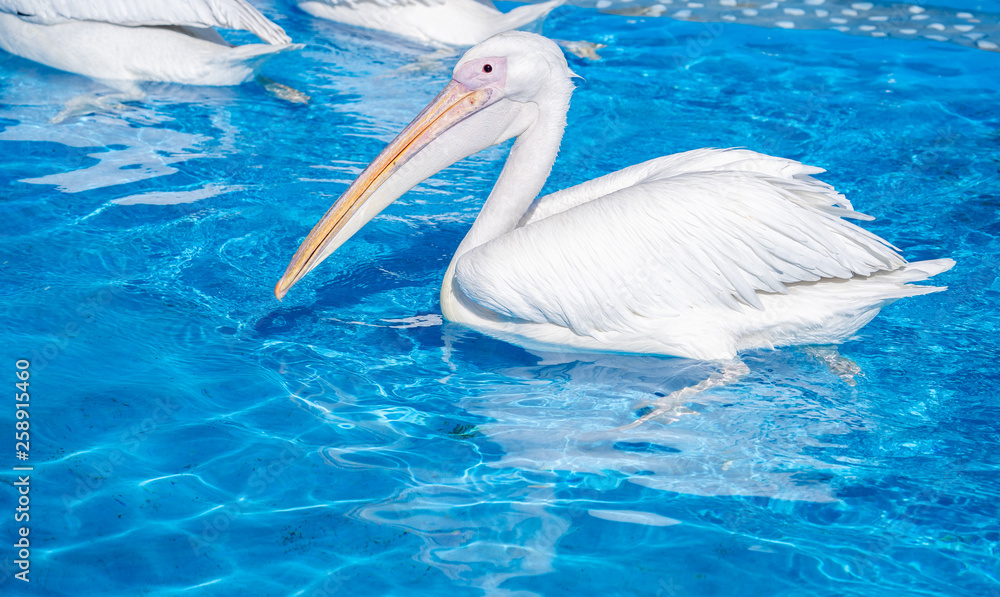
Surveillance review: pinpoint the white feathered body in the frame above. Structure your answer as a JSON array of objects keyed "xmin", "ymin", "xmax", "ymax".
[
  {"xmin": 442, "ymin": 148, "xmax": 954, "ymax": 360},
  {"xmin": 297, "ymin": 0, "xmax": 563, "ymax": 46},
  {"xmin": 0, "ymin": 0, "xmax": 295, "ymax": 84}
]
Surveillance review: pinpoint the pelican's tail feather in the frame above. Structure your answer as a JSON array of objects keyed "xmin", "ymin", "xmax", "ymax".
[
  {"xmin": 206, "ymin": 42, "xmax": 302, "ymax": 85},
  {"xmin": 897, "ymin": 258, "xmax": 956, "ymax": 281},
  {"xmin": 736, "ymin": 258, "xmax": 955, "ymax": 357},
  {"xmin": 217, "ymin": 41, "xmax": 303, "ymax": 63},
  {"xmin": 878, "ymin": 258, "xmax": 955, "ymax": 297}
]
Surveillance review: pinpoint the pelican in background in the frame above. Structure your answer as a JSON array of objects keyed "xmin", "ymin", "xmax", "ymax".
[
  {"xmin": 0, "ymin": 0, "xmax": 298, "ymax": 85},
  {"xmin": 275, "ymin": 32, "xmax": 953, "ymax": 362},
  {"xmin": 297, "ymin": 0, "xmax": 564, "ymax": 46}
]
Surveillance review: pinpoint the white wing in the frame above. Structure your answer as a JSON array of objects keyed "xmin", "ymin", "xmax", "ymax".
[
  {"xmin": 0, "ymin": 0, "xmax": 290, "ymax": 44},
  {"xmin": 454, "ymin": 148, "xmax": 908, "ymax": 335}
]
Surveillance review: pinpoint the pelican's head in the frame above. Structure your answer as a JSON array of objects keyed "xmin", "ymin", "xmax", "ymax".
[
  {"xmin": 275, "ymin": 32, "xmax": 575, "ymax": 299},
  {"xmin": 452, "ymin": 31, "xmax": 576, "ymax": 104}
]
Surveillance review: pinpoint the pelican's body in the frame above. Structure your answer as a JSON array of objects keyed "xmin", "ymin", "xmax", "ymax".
[
  {"xmin": 0, "ymin": 0, "xmax": 296, "ymax": 85},
  {"xmin": 438, "ymin": 149, "xmax": 953, "ymax": 360},
  {"xmin": 276, "ymin": 32, "xmax": 953, "ymax": 361},
  {"xmin": 297, "ymin": 0, "xmax": 563, "ymax": 46}
]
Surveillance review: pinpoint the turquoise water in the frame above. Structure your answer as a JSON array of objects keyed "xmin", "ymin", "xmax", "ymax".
[{"xmin": 2, "ymin": 2, "xmax": 1000, "ymax": 596}]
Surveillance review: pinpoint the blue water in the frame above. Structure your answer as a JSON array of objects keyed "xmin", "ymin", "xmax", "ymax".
[{"xmin": 2, "ymin": 2, "xmax": 1000, "ymax": 596}]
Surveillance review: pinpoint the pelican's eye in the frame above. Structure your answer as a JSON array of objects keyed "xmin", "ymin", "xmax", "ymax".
[{"xmin": 454, "ymin": 57, "xmax": 506, "ymax": 89}]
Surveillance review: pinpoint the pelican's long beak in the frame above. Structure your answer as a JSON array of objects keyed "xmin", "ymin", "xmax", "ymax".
[{"xmin": 275, "ymin": 80, "xmax": 497, "ymax": 300}]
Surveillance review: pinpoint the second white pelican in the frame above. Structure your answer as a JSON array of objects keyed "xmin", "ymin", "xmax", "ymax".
[
  {"xmin": 276, "ymin": 32, "xmax": 954, "ymax": 361},
  {"xmin": 0, "ymin": 0, "xmax": 297, "ymax": 85},
  {"xmin": 297, "ymin": 0, "xmax": 564, "ymax": 46}
]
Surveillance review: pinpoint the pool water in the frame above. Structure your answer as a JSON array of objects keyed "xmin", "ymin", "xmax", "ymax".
[{"xmin": 2, "ymin": 2, "xmax": 999, "ymax": 596}]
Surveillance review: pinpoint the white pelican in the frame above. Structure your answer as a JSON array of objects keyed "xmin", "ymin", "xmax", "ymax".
[
  {"xmin": 0, "ymin": 0, "xmax": 297, "ymax": 85},
  {"xmin": 275, "ymin": 32, "xmax": 954, "ymax": 361},
  {"xmin": 297, "ymin": 0, "xmax": 564, "ymax": 46}
]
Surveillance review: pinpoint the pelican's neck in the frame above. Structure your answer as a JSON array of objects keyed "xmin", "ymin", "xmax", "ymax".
[
  {"xmin": 453, "ymin": 98, "xmax": 568, "ymax": 259},
  {"xmin": 441, "ymin": 83, "xmax": 572, "ymax": 323}
]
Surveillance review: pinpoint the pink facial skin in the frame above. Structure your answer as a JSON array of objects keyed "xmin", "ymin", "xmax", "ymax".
[{"xmin": 453, "ymin": 56, "xmax": 508, "ymax": 91}]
